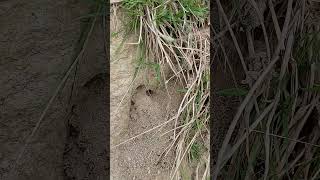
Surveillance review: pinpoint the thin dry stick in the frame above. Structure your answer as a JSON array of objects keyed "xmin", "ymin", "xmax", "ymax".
[
  {"xmin": 196, "ymin": 162, "xmax": 200, "ymax": 180},
  {"xmin": 268, "ymin": 0, "xmax": 282, "ymax": 42},
  {"xmin": 248, "ymin": 129, "xmax": 320, "ymax": 148},
  {"xmin": 280, "ymin": 0, "xmax": 294, "ymax": 45},
  {"xmin": 111, "ymin": 115, "xmax": 177, "ymax": 149}
]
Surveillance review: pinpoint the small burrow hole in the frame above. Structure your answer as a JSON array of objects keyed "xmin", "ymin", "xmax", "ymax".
[{"xmin": 146, "ymin": 89, "xmax": 153, "ymax": 96}]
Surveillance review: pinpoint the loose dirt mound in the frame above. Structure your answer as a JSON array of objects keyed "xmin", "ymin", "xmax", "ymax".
[{"xmin": 113, "ymin": 82, "xmax": 182, "ymax": 179}]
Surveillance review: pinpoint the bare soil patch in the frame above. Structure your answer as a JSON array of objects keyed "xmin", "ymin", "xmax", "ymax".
[{"xmin": 0, "ymin": 1, "xmax": 108, "ymax": 179}]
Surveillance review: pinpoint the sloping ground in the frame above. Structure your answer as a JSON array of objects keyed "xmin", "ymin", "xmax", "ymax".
[
  {"xmin": 0, "ymin": 1, "xmax": 83, "ymax": 179},
  {"xmin": 110, "ymin": 6, "xmax": 184, "ymax": 179},
  {"xmin": 110, "ymin": 7, "xmax": 137, "ymax": 147},
  {"xmin": 109, "ymin": 6, "xmax": 137, "ymax": 179},
  {"xmin": 114, "ymin": 83, "xmax": 183, "ymax": 179},
  {"xmin": 110, "ymin": 0, "xmax": 211, "ymax": 178},
  {"xmin": 0, "ymin": 1, "xmax": 108, "ymax": 179}
]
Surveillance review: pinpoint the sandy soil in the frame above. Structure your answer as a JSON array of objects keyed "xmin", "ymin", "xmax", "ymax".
[
  {"xmin": 1, "ymin": 1, "xmax": 187, "ymax": 179},
  {"xmin": 113, "ymin": 82, "xmax": 182, "ymax": 180},
  {"xmin": 0, "ymin": 1, "xmax": 108, "ymax": 179},
  {"xmin": 110, "ymin": 6, "xmax": 183, "ymax": 179}
]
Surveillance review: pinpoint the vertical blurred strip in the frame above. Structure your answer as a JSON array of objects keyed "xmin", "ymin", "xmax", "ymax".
[{"xmin": 210, "ymin": 0, "xmax": 219, "ymax": 178}]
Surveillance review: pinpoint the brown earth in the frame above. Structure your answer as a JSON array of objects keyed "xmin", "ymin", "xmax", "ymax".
[
  {"xmin": 110, "ymin": 5, "xmax": 184, "ymax": 180},
  {"xmin": 0, "ymin": 0, "xmax": 108, "ymax": 179},
  {"xmin": 0, "ymin": 1, "xmax": 200, "ymax": 179}
]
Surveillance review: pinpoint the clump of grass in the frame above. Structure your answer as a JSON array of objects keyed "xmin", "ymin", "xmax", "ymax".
[
  {"xmin": 213, "ymin": 0, "xmax": 320, "ymax": 179},
  {"xmin": 190, "ymin": 142, "xmax": 203, "ymax": 161},
  {"xmin": 116, "ymin": 0, "xmax": 210, "ymax": 179},
  {"xmin": 122, "ymin": 0, "xmax": 208, "ymax": 31}
]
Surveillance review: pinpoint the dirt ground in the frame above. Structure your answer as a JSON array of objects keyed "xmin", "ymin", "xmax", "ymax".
[
  {"xmin": 111, "ymin": 82, "xmax": 183, "ymax": 180},
  {"xmin": 63, "ymin": 73, "xmax": 108, "ymax": 180},
  {"xmin": 1, "ymin": 1, "xmax": 188, "ymax": 179},
  {"xmin": 0, "ymin": 0, "xmax": 108, "ymax": 179},
  {"xmin": 110, "ymin": 6, "xmax": 184, "ymax": 180}
]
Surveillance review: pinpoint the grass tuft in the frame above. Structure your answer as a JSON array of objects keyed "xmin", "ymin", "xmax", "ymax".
[{"xmin": 212, "ymin": 0, "xmax": 320, "ymax": 179}]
